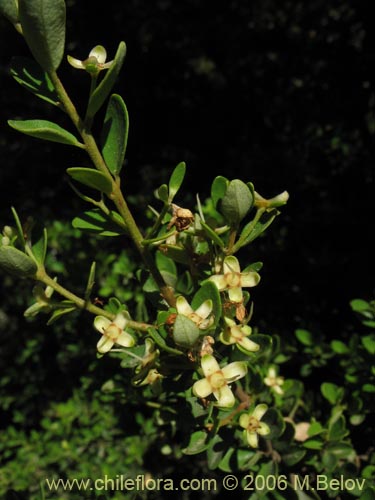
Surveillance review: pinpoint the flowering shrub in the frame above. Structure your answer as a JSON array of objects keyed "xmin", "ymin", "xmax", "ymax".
[{"xmin": 0, "ymin": 1, "xmax": 374, "ymax": 499}]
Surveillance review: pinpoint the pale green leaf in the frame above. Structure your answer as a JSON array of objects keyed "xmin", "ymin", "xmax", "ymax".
[
  {"xmin": 101, "ymin": 94, "xmax": 129, "ymax": 175},
  {"xmin": 8, "ymin": 119, "xmax": 84, "ymax": 148},
  {"xmin": 66, "ymin": 168, "xmax": 113, "ymax": 195},
  {"xmin": 18, "ymin": 0, "xmax": 66, "ymax": 71}
]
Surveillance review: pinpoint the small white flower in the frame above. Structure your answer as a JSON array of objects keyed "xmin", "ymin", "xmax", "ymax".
[
  {"xmin": 219, "ymin": 317, "xmax": 260, "ymax": 353},
  {"xmin": 192, "ymin": 354, "xmax": 247, "ymax": 408},
  {"xmin": 94, "ymin": 312, "xmax": 135, "ymax": 354},
  {"xmin": 67, "ymin": 45, "xmax": 113, "ymax": 75},
  {"xmin": 176, "ymin": 296, "xmax": 214, "ymax": 330},
  {"xmin": 208, "ymin": 255, "xmax": 260, "ymax": 303},
  {"xmin": 264, "ymin": 366, "xmax": 284, "ymax": 395},
  {"xmin": 239, "ymin": 404, "xmax": 270, "ymax": 448}
]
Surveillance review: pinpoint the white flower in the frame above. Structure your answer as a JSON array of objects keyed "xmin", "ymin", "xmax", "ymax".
[
  {"xmin": 239, "ymin": 404, "xmax": 270, "ymax": 448},
  {"xmin": 67, "ymin": 45, "xmax": 113, "ymax": 75},
  {"xmin": 219, "ymin": 317, "xmax": 260, "ymax": 353},
  {"xmin": 176, "ymin": 295, "xmax": 214, "ymax": 330},
  {"xmin": 192, "ymin": 354, "xmax": 247, "ymax": 408},
  {"xmin": 208, "ymin": 255, "xmax": 260, "ymax": 303},
  {"xmin": 94, "ymin": 312, "xmax": 135, "ymax": 354},
  {"xmin": 264, "ymin": 366, "xmax": 284, "ymax": 395}
]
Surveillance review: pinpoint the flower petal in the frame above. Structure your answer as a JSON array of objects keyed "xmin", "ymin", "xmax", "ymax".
[
  {"xmin": 89, "ymin": 45, "xmax": 107, "ymax": 63},
  {"xmin": 114, "ymin": 312, "xmax": 128, "ymax": 329},
  {"xmin": 208, "ymin": 275, "xmax": 227, "ymax": 291},
  {"xmin": 94, "ymin": 315, "xmax": 111, "ymax": 333},
  {"xmin": 258, "ymin": 422, "xmax": 270, "ymax": 436},
  {"xmin": 246, "ymin": 430, "xmax": 259, "ymax": 448},
  {"xmin": 240, "ymin": 271, "xmax": 261, "ymax": 288},
  {"xmin": 222, "ymin": 361, "xmax": 247, "ymax": 382},
  {"xmin": 219, "ymin": 330, "xmax": 235, "ymax": 345},
  {"xmin": 214, "ymin": 385, "xmax": 235, "ymax": 408},
  {"xmin": 97, "ymin": 335, "xmax": 114, "ymax": 354},
  {"xmin": 176, "ymin": 296, "xmax": 193, "ymax": 315},
  {"xmin": 195, "ymin": 299, "xmax": 213, "ymax": 319},
  {"xmin": 67, "ymin": 55, "xmax": 85, "ymax": 69},
  {"xmin": 193, "ymin": 378, "xmax": 213, "ymax": 398},
  {"xmin": 252, "ymin": 403, "xmax": 268, "ymax": 421},
  {"xmin": 228, "ymin": 286, "xmax": 243, "ymax": 302},
  {"xmin": 238, "ymin": 336, "xmax": 260, "ymax": 352},
  {"xmin": 116, "ymin": 331, "xmax": 135, "ymax": 348},
  {"xmin": 201, "ymin": 355, "xmax": 221, "ymax": 377},
  {"xmin": 223, "ymin": 255, "xmax": 240, "ymax": 273},
  {"xmin": 239, "ymin": 413, "xmax": 250, "ymax": 429}
]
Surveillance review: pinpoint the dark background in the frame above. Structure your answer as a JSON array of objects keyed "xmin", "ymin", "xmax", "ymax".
[{"xmin": 1, "ymin": 0, "xmax": 374, "ymax": 338}]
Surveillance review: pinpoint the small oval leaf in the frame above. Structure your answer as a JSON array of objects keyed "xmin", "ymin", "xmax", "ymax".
[
  {"xmin": 87, "ymin": 41, "xmax": 127, "ymax": 119},
  {"xmin": 66, "ymin": 168, "xmax": 113, "ymax": 195},
  {"xmin": 168, "ymin": 162, "xmax": 186, "ymax": 201},
  {"xmin": 72, "ymin": 209, "xmax": 125, "ymax": 236},
  {"xmin": 220, "ymin": 179, "xmax": 254, "ymax": 225},
  {"xmin": 211, "ymin": 176, "xmax": 228, "ymax": 209},
  {"xmin": 0, "ymin": 246, "xmax": 38, "ymax": 278},
  {"xmin": 101, "ymin": 94, "xmax": 129, "ymax": 175},
  {"xmin": 8, "ymin": 119, "xmax": 84, "ymax": 148},
  {"xmin": 173, "ymin": 315, "xmax": 200, "ymax": 348},
  {"xmin": 18, "ymin": 0, "xmax": 66, "ymax": 71}
]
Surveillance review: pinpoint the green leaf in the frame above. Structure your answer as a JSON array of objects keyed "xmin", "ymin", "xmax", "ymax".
[
  {"xmin": 168, "ymin": 162, "xmax": 186, "ymax": 201},
  {"xmin": 173, "ymin": 315, "xmax": 200, "ymax": 348},
  {"xmin": 182, "ymin": 430, "xmax": 208, "ymax": 455},
  {"xmin": 101, "ymin": 94, "xmax": 129, "ymax": 175},
  {"xmin": 158, "ymin": 244, "xmax": 190, "ymax": 265},
  {"xmin": 362, "ymin": 383, "xmax": 375, "ymax": 393},
  {"xmin": 211, "ymin": 176, "xmax": 228, "ymax": 209},
  {"xmin": 308, "ymin": 421, "xmax": 325, "ymax": 437},
  {"xmin": 155, "ymin": 184, "xmax": 169, "ymax": 203},
  {"xmin": 262, "ymin": 408, "xmax": 285, "ymax": 440},
  {"xmin": 330, "ymin": 339, "xmax": 349, "ymax": 354},
  {"xmin": 31, "ymin": 227, "xmax": 48, "ymax": 266},
  {"xmin": 295, "ymin": 328, "xmax": 313, "ymax": 346},
  {"xmin": 11, "ymin": 206, "xmax": 26, "ymax": 248},
  {"xmin": 18, "ymin": 0, "xmax": 66, "ymax": 71},
  {"xmin": 0, "ymin": 246, "xmax": 38, "ymax": 278},
  {"xmin": 8, "ymin": 119, "xmax": 84, "ymax": 148},
  {"xmin": 72, "ymin": 209, "xmax": 125, "ymax": 236},
  {"xmin": 47, "ymin": 303, "xmax": 76, "ymax": 325},
  {"xmin": 66, "ymin": 168, "xmax": 113, "ymax": 195},
  {"xmin": 0, "ymin": 0, "xmax": 19, "ymax": 25},
  {"xmin": 200, "ymin": 220, "xmax": 225, "ymax": 248},
  {"xmin": 220, "ymin": 179, "xmax": 254, "ymax": 225},
  {"xmin": 155, "ymin": 251, "xmax": 177, "ymax": 288},
  {"xmin": 361, "ymin": 335, "xmax": 375, "ymax": 355},
  {"xmin": 282, "ymin": 447, "xmax": 306, "ymax": 467},
  {"xmin": 321, "ymin": 382, "xmax": 343, "ymax": 405},
  {"xmin": 321, "ymin": 451, "xmax": 338, "ymax": 472},
  {"xmin": 87, "ymin": 41, "xmax": 127, "ymax": 119},
  {"xmin": 10, "ymin": 56, "xmax": 59, "ymax": 105},
  {"xmin": 206, "ymin": 433, "xmax": 226, "ymax": 470},
  {"xmin": 325, "ymin": 442, "xmax": 355, "ymax": 460},
  {"xmin": 234, "ymin": 208, "xmax": 279, "ymax": 251},
  {"xmin": 350, "ymin": 298, "xmax": 370, "ymax": 312},
  {"xmin": 328, "ymin": 415, "xmax": 348, "ymax": 441},
  {"xmin": 84, "ymin": 261, "xmax": 96, "ymax": 302},
  {"xmin": 192, "ymin": 281, "xmax": 221, "ymax": 328},
  {"xmin": 303, "ymin": 438, "xmax": 324, "ymax": 450}
]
